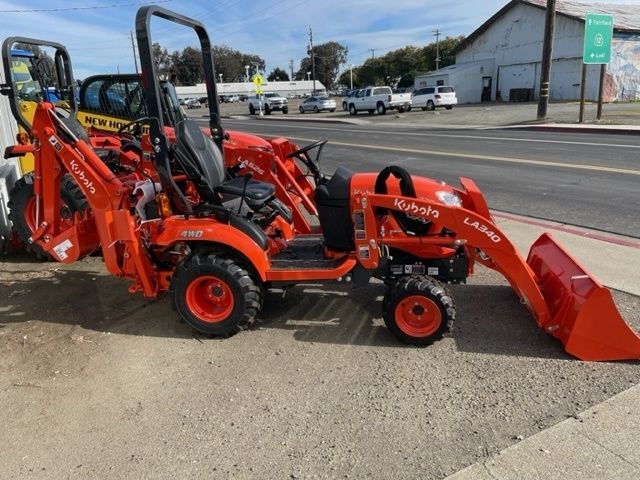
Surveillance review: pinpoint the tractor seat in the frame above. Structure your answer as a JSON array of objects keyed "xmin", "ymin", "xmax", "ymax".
[
  {"xmin": 174, "ymin": 119, "xmax": 275, "ymax": 206},
  {"xmin": 216, "ymin": 176, "xmax": 275, "ymax": 202}
]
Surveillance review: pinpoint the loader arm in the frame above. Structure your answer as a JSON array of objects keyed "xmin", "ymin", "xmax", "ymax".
[{"xmin": 363, "ymin": 193, "xmax": 640, "ymax": 361}]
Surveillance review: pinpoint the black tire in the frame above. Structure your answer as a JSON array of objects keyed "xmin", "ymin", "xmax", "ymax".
[
  {"xmin": 376, "ymin": 102, "xmax": 386, "ymax": 115},
  {"xmin": 282, "ymin": 106, "xmax": 289, "ymax": 114},
  {"xmin": 421, "ymin": 106, "xmax": 427, "ymax": 111},
  {"xmin": 367, "ymin": 109, "xmax": 374, "ymax": 114},
  {"xmin": 349, "ymin": 104, "xmax": 357, "ymax": 115},
  {"xmin": 8, "ymin": 173, "xmax": 89, "ymax": 259},
  {"xmin": 397, "ymin": 106, "xmax": 405, "ymax": 113},
  {"xmin": 172, "ymin": 254, "xmax": 263, "ymax": 336},
  {"xmin": 445, "ymin": 106, "xmax": 453, "ymax": 110},
  {"xmin": 264, "ymin": 104, "xmax": 271, "ymax": 115},
  {"xmin": 426, "ymin": 100, "xmax": 435, "ymax": 111},
  {"xmin": 342, "ymin": 101, "xmax": 347, "ymax": 111},
  {"xmin": 382, "ymin": 275, "xmax": 454, "ymax": 346},
  {"xmin": 406, "ymin": 105, "xmax": 412, "ymax": 112},
  {"xmin": 299, "ymin": 106, "xmax": 304, "ymax": 114},
  {"xmin": 313, "ymin": 106, "xmax": 319, "ymax": 113},
  {"xmin": 249, "ymin": 104, "xmax": 256, "ymax": 115},
  {"xmin": 329, "ymin": 108, "xmax": 335, "ymax": 112}
]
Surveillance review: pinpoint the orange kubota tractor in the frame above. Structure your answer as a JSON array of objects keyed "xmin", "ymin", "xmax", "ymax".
[{"xmin": 2, "ymin": 6, "xmax": 639, "ymax": 362}]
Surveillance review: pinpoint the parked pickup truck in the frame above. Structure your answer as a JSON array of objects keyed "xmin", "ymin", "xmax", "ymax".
[
  {"xmin": 346, "ymin": 86, "xmax": 411, "ymax": 115},
  {"xmin": 248, "ymin": 92, "xmax": 288, "ymax": 115}
]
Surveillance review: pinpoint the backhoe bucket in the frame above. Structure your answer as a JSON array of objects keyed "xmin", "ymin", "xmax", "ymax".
[{"xmin": 527, "ymin": 233, "xmax": 640, "ymax": 361}]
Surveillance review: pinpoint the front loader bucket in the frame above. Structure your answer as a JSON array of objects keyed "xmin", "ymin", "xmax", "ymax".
[{"xmin": 527, "ymin": 233, "xmax": 640, "ymax": 361}]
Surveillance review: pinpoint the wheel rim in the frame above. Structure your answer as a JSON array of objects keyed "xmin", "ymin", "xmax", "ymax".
[
  {"xmin": 24, "ymin": 195, "xmax": 38, "ymax": 233},
  {"xmin": 186, "ymin": 275, "xmax": 235, "ymax": 323},
  {"xmin": 395, "ymin": 295, "xmax": 442, "ymax": 337}
]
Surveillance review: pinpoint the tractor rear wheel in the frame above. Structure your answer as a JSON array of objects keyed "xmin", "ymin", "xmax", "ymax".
[
  {"xmin": 172, "ymin": 254, "xmax": 263, "ymax": 336},
  {"xmin": 8, "ymin": 173, "xmax": 89, "ymax": 259},
  {"xmin": 382, "ymin": 276, "xmax": 454, "ymax": 345}
]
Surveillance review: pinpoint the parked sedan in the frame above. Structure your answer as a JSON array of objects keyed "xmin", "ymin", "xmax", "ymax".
[
  {"xmin": 298, "ymin": 96, "xmax": 336, "ymax": 113},
  {"xmin": 185, "ymin": 98, "xmax": 201, "ymax": 109}
]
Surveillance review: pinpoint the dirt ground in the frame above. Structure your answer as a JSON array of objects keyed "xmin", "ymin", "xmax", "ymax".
[{"xmin": 1, "ymin": 252, "xmax": 639, "ymax": 479}]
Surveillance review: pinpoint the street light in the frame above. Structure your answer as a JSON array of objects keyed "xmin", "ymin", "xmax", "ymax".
[
  {"xmin": 218, "ymin": 73, "xmax": 223, "ymax": 83},
  {"xmin": 307, "ymin": 71, "xmax": 311, "ymax": 81},
  {"xmin": 244, "ymin": 65, "xmax": 249, "ymax": 82}
]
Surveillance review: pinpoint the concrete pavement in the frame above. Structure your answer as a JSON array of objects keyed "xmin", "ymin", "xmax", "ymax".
[
  {"xmin": 446, "ymin": 212, "xmax": 640, "ymax": 480},
  {"xmin": 447, "ymin": 383, "xmax": 640, "ymax": 480},
  {"xmin": 216, "ymin": 99, "xmax": 640, "ymax": 129}
]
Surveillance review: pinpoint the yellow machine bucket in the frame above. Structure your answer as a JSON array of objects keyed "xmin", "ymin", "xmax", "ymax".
[{"xmin": 527, "ymin": 233, "xmax": 640, "ymax": 361}]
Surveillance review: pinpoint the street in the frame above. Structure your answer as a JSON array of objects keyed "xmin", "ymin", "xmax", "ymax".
[{"xmin": 215, "ymin": 117, "xmax": 640, "ymax": 238}]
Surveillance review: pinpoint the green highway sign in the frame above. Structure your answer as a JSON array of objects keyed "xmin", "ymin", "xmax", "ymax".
[{"xmin": 583, "ymin": 12, "xmax": 614, "ymax": 64}]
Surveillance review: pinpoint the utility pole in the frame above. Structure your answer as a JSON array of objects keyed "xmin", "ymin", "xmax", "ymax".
[
  {"xmin": 433, "ymin": 29, "xmax": 441, "ymax": 71},
  {"xmin": 350, "ymin": 64, "xmax": 353, "ymax": 90},
  {"xmin": 289, "ymin": 59, "xmax": 294, "ymax": 81},
  {"xmin": 308, "ymin": 26, "xmax": 317, "ymax": 94},
  {"xmin": 368, "ymin": 48, "xmax": 376, "ymax": 60},
  {"xmin": 130, "ymin": 31, "xmax": 139, "ymax": 74},
  {"xmin": 537, "ymin": 0, "xmax": 557, "ymax": 120}
]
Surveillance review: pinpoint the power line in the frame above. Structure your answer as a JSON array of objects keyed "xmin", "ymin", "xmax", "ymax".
[{"xmin": 0, "ymin": 0, "xmax": 172, "ymax": 13}]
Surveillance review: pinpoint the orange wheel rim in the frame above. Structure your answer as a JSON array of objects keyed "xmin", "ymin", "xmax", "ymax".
[
  {"xmin": 25, "ymin": 195, "xmax": 75, "ymax": 233},
  {"xmin": 395, "ymin": 295, "xmax": 442, "ymax": 337},
  {"xmin": 25, "ymin": 196, "xmax": 38, "ymax": 232},
  {"xmin": 186, "ymin": 275, "xmax": 234, "ymax": 323}
]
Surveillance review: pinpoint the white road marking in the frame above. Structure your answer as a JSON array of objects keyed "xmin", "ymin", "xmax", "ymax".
[
  {"xmin": 280, "ymin": 135, "xmax": 640, "ymax": 176},
  {"xmin": 221, "ymin": 118, "xmax": 640, "ymax": 150}
]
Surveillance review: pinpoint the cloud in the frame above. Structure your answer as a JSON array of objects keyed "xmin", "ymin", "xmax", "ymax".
[{"xmin": 1, "ymin": 0, "xmax": 638, "ymax": 79}]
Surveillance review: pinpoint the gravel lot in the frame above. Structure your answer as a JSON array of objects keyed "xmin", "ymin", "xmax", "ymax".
[{"xmin": 1, "ymin": 253, "xmax": 638, "ymax": 479}]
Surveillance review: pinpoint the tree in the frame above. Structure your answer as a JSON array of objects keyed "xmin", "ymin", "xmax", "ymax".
[
  {"xmin": 15, "ymin": 43, "xmax": 56, "ymax": 85},
  {"xmin": 342, "ymin": 36, "xmax": 465, "ymax": 89},
  {"xmin": 171, "ymin": 46, "xmax": 203, "ymax": 85},
  {"xmin": 296, "ymin": 41, "xmax": 348, "ymax": 89},
  {"xmin": 267, "ymin": 67, "xmax": 289, "ymax": 82},
  {"xmin": 152, "ymin": 43, "xmax": 172, "ymax": 78},
  {"xmin": 211, "ymin": 45, "xmax": 265, "ymax": 82}
]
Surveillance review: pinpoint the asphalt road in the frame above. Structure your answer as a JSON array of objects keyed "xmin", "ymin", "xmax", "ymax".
[{"xmin": 212, "ymin": 117, "xmax": 640, "ymax": 238}]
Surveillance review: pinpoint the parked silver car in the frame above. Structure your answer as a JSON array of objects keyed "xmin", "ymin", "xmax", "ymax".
[
  {"xmin": 186, "ymin": 98, "xmax": 201, "ymax": 109},
  {"xmin": 298, "ymin": 96, "xmax": 337, "ymax": 113}
]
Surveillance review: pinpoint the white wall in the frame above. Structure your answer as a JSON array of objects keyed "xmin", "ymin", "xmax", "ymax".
[
  {"xmin": 456, "ymin": 3, "xmax": 605, "ymax": 101},
  {"xmin": 0, "ymin": 66, "xmax": 18, "ymax": 167}
]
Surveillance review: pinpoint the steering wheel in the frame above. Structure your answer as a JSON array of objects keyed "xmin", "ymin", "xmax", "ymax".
[
  {"xmin": 118, "ymin": 116, "xmax": 149, "ymax": 139},
  {"xmin": 286, "ymin": 139, "xmax": 328, "ymax": 182}
]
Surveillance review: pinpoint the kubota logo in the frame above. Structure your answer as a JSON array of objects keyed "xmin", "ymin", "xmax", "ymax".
[
  {"xmin": 393, "ymin": 198, "xmax": 440, "ymax": 219},
  {"xmin": 239, "ymin": 159, "xmax": 265, "ymax": 176},
  {"xmin": 69, "ymin": 159, "xmax": 96, "ymax": 195},
  {"xmin": 463, "ymin": 217, "xmax": 501, "ymax": 243}
]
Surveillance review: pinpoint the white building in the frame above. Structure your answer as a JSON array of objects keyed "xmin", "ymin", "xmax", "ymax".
[
  {"xmin": 0, "ymin": 65, "xmax": 20, "ymax": 250},
  {"xmin": 176, "ymin": 79, "xmax": 326, "ymax": 100},
  {"xmin": 415, "ymin": 0, "xmax": 640, "ymax": 103}
]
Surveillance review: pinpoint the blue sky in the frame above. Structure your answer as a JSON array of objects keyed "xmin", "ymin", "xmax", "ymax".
[{"xmin": 1, "ymin": 0, "xmax": 638, "ymax": 80}]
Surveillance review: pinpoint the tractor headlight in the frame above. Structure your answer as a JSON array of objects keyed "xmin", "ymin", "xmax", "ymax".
[{"xmin": 436, "ymin": 191, "xmax": 462, "ymax": 207}]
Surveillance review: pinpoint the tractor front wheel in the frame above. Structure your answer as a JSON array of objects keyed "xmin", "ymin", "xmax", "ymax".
[
  {"xmin": 172, "ymin": 254, "xmax": 262, "ymax": 336},
  {"xmin": 382, "ymin": 276, "xmax": 454, "ymax": 345}
]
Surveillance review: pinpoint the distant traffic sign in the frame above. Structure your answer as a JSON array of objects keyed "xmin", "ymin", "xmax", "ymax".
[{"xmin": 583, "ymin": 12, "xmax": 613, "ymax": 64}]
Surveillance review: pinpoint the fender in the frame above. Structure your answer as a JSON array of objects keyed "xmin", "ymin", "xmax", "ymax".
[{"xmin": 152, "ymin": 217, "xmax": 271, "ymax": 281}]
